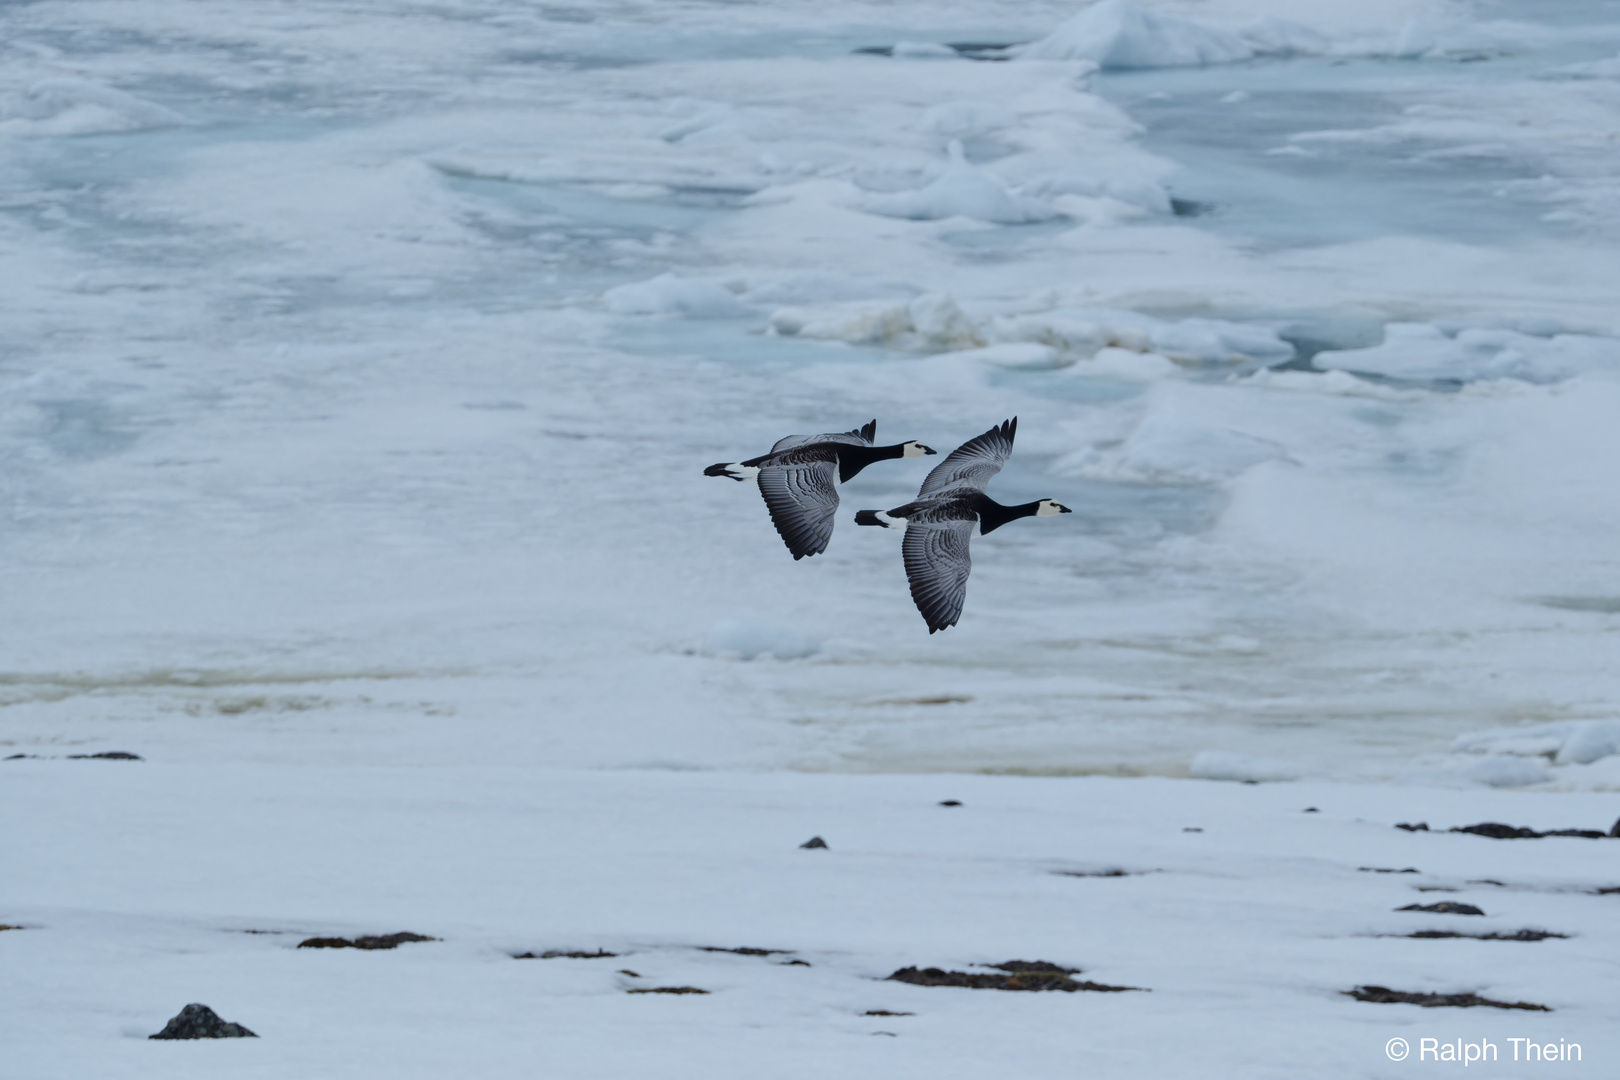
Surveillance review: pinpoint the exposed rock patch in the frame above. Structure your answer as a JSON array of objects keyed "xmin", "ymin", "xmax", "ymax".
[
  {"xmin": 1359, "ymin": 867, "xmax": 1419, "ymax": 874},
  {"xmin": 149, "ymin": 1003, "xmax": 258, "ymax": 1039},
  {"xmin": 800, "ymin": 836, "xmax": 828, "ymax": 849},
  {"xmin": 1406, "ymin": 929, "xmax": 1566, "ymax": 941},
  {"xmin": 297, "ymin": 932, "xmax": 435, "ymax": 950},
  {"xmin": 1397, "ymin": 902, "xmax": 1485, "ymax": 916},
  {"xmin": 627, "ymin": 986, "xmax": 708, "ymax": 995},
  {"xmin": 886, "ymin": 961, "xmax": 1144, "ymax": 993},
  {"xmin": 1398, "ymin": 821, "xmax": 1615, "ymax": 839},
  {"xmin": 699, "ymin": 946, "xmax": 789, "ymax": 956},
  {"xmin": 513, "ymin": 948, "xmax": 617, "ymax": 959},
  {"xmin": 1346, "ymin": 985, "xmax": 1550, "ymax": 1011}
]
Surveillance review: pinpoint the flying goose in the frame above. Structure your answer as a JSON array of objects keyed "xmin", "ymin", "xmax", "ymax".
[
  {"xmin": 854, "ymin": 418, "xmax": 1069, "ymax": 632},
  {"xmin": 705, "ymin": 420, "xmax": 935, "ymax": 560}
]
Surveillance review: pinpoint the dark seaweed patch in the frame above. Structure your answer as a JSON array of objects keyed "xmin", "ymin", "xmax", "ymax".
[
  {"xmin": 1346, "ymin": 985, "xmax": 1550, "ymax": 1011},
  {"xmin": 1405, "ymin": 929, "xmax": 1566, "ymax": 941},
  {"xmin": 1397, "ymin": 902, "xmax": 1484, "ymax": 916},
  {"xmin": 297, "ymin": 932, "xmax": 435, "ymax": 950},
  {"xmin": 627, "ymin": 986, "xmax": 708, "ymax": 995},
  {"xmin": 886, "ymin": 962, "xmax": 1144, "ymax": 993}
]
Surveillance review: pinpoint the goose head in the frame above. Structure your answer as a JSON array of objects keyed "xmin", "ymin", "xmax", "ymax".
[
  {"xmin": 902, "ymin": 441, "xmax": 937, "ymax": 458},
  {"xmin": 1035, "ymin": 499, "xmax": 1072, "ymax": 516}
]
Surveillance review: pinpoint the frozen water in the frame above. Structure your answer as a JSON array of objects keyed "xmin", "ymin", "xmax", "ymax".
[{"xmin": 5, "ymin": 2, "xmax": 1620, "ymax": 1069}]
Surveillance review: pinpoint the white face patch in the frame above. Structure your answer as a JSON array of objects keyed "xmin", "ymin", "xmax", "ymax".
[
  {"xmin": 902, "ymin": 441, "xmax": 932, "ymax": 458},
  {"xmin": 1035, "ymin": 499, "xmax": 1068, "ymax": 517}
]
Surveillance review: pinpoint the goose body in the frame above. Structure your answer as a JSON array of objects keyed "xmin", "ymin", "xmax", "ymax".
[
  {"xmin": 854, "ymin": 418, "xmax": 1070, "ymax": 632},
  {"xmin": 705, "ymin": 420, "xmax": 935, "ymax": 560}
]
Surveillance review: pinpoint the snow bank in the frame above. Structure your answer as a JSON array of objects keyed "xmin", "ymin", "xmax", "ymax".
[
  {"xmin": 701, "ymin": 620, "xmax": 820, "ymax": 661},
  {"xmin": 1315, "ymin": 323, "xmax": 1620, "ymax": 383},
  {"xmin": 602, "ymin": 274, "xmax": 752, "ymax": 318},
  {"xmin": 0, "ymin": 77, "xmax": 185, "ymax": 135},
  {"xmin": 859, "ymin": 141, "xmax": 1050, "ymax": 224},
  {"xmin": 1454, "ymin": 720, "xmax": 1620, "ymax": 767},
  {"xmin": 1189, "ymin": 750, "xmax": 1302, "ymax": 782},
  {"xmin": 1018, "ymin": 1, "xmax": 1254, "ymax": 69}
]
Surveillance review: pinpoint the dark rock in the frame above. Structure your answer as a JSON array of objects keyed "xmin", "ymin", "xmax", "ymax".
[
  {"xmin": 864, "ymin": 1010, "xmax": 913, "ymax": 1016},
  {"xmin": 1345, "ymin": 985, "xmax": 1550, "ymax": 1011},
  {"xmin": 1594, "ymin": 886, "xmax": 1620, "ymax": 895},
  {"xmin": 1610, "ymin": 817, "xmax": 1620, "ymax": 838},
  {"xmin": 1303, "ymin": 807, "xmax": 1319, "ymax": 813},
  {"xmin": 1056, "ymin": 868, "xmax": 1135, "ymax": 878},
  {"xmin": 0, "ymin": 924, "xmax": 23, "ymax": 932},
  {"xmin": 297, "ymin": 932, "xmax": 435, "ymax": 950},
  {"xmin": 1451, "ymin": 822, "xmax": 1609, "ymax": 840},
  {"xmin": 1397, "ymin": 902, "xmax": 1485, "ymax": 916},
  {"xmin": 4, "ymin": 754, "xmax": 34, "ymax": 760},
  {"xmin": 148, "ymin": 1003, "xmax": 258, "ymax": 1039},
  {"xmin": 1396, "ymin": 822, "xmax": 1429, "ymax": 832},
  {"xmin": 885, "ymin": 963, "xmax": 1144, "ymax": 993},
  {"xmin": 939, "ymin": 800, "xmax": 962, "ymax": 807},
  {"xmin": 626, "ymin": 986, "xmax": 708, "ymax": 995},
  {"xmin": 1407, "ymin": 929, "xmax": 1566, "ymax": 941},
  {"xmin": 66, "ymin": 751, "xmax": 142, "ymax": 760},
  {"xmin": 1170, "ymin": 197, "xmax": 1215, "ymax": 218},
  {"xmin": 1359, "ymin": 867, "xmax": 1420, "ymax": 874},
  {"xmin": 800, "ymin": 836, "xmax": 828, "ymax": 849},
  {"xmin": 779, "ymin": 959, "xmax": 812, "ymax": 966},
  {"xmin": 513, "ymin": 948, "xmax": 617, "ymax": 959},
  {"xmin": 699, "ymin": 946, "xmax": 789, "ymax": 956},
  {"xmin": 1467, "ymin": 880, "xmax": 1505, "ymax": 886},
  {"xmin": 1182, "ymin": 827, "xmax": 1202, "ymax": 833},
  {"xmin": 618, "ymin": 969, "xmax": 640, "ymax": 977}
]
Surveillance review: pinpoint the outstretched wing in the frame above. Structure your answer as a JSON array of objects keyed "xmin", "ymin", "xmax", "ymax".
[
  {"xmin": 770, "ymin": 419, "xmax": 876, "ymax": 455},
  {"xmin": 918, "ymin": 418, "xmax": 1016, "ymax": 498},
  {"xmin": 758, "ymin": 458, "xmax": 842, "ymax": 560},
  {"xmin": 902, "ymin": 519, "xmax": 975, "ymax": 633}
]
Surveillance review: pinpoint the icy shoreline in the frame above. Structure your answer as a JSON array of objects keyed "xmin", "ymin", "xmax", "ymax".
[{"xmin": 4, "ymin": 761, "xmax": 1617, "ymax": 1077}]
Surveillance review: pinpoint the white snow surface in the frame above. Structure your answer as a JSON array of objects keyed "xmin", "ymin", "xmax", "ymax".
[{"xmin": 5, "ymin": 0, "xmax": 1620, "ymax": 1073}]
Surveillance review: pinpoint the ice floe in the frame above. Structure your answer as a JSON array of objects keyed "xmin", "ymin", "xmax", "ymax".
[
  {"xmin": 858, "ymin": 141, "xmax": 1052, "ymax": 224},
  {"xmin": 603, "ymin": 274, "xmax": 752, "ymax": 318},
  {"xmin": 701, "ymin": 619, "xmax": 820, "ymax": 661},
  {"xmin": 0, "ymin": 77, "xmax": 185, "ymax": 136},
  {"xmin": 1016, "ymin": 1, "xmax": 1256, "ymax": 69},
  {"xmin": 1315, "ymin": 323, "xmax": 1620, "ymax": 383}
]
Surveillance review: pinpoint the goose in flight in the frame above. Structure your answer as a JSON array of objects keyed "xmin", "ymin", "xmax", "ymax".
[
  {"xmin": 705, "ymin": 420, "xmax": 935, "ymax": 560},
  {"xmin": 854, "ymin": 418, "xmax": 1069, "ymax": 632}
]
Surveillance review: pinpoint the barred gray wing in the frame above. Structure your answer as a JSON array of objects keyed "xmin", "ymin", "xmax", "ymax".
[
  {"xmin": 902, "ymin": 519, "xmax": 975, "ymax": 633},
  {"xmin": 770, "ymin": 419, "xmax": 876, "ymax": 455},
  {"xmin": 918, "ymin": 418, "xmax": 1016, "ymax": 498},
  {"xmin": 758, "ymin": 459, "xmax": 841, "ymax": 560}
]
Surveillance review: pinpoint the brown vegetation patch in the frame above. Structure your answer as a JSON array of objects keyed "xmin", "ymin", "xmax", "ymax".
[
  {"xmin": 887, "ymin": 961, "xmax": 1145, "ymax": 993},
  {"xmin": 297, "ymin": 932, "xmax": 436, "ymax": 950},
  {"xmin": 1346, "ymin": 985, "xmax": 1550, "ymax": 1011}
]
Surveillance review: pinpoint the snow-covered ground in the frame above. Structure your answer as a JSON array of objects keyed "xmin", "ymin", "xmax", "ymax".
[{"xmin": 3, "ymin": 0, "xmax": 1619, "ymax": 1074}]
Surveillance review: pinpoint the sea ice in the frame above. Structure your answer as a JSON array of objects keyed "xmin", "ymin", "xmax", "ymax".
[
  {"xmin": 0, "ymin": 77, "xmax": 185, "ymax": 135},
  {"xmin": 1017, "ymin": 0, "xmax": 1255, "ymax": 68},
  {"xmin": 1315, "ymin": 323, "xmax": 1620, "ymax": 383},
  {"xmin": 1188, "ymin": 750, "xmax": 1302, "ymax": 782},
  {"xmin": 702, "ymin": 619, "xmax": 821, "ymax": 661},
  {"xmin": 859, "ymin": 141, "xmax": 1051, "ymax": 225},
  {"xmin": 603, "ymin": 274, "xmax": 753, "ymax": 318}
]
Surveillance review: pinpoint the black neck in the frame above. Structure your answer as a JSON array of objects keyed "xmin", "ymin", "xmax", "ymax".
[
  {"xmin": 974, "ymin": 496, "xmax": 1043, "ymax": 535},
  {"xmin": 838, "ymin": 442, "xmax": 909, "ymax": 483}
]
